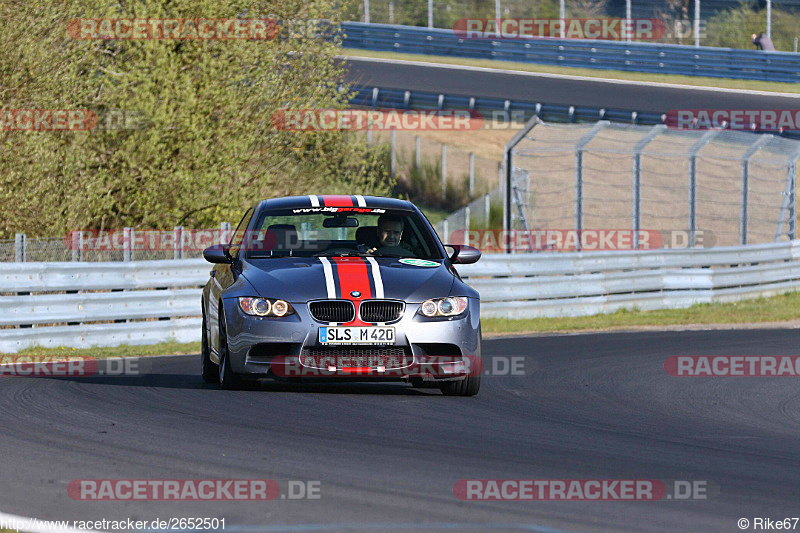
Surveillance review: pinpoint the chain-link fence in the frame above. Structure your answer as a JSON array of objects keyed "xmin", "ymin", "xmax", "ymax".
[
  {"xmin": 1, "ymin": 225, "xmax": 232, "ymax": 263},
  {"xmin": 503, "ymin": 120, "xmax": 798, "ymax": 249},
  {"xmin": 367, "ymin": 129, "xmax": 504, "ymax": 205}
]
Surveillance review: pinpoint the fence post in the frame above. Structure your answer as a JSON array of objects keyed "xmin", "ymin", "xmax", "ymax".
[
  {"xmin": 469, "ymin": 152, "xmax": 475, "ymax": 199},
  {"xmin": 575, "ymin": 122, "xmax": 608, "ymax": 249},
  {"xmin": 465, "ymin": 205, "xmax": 470, "ymax": 244},
  {"xmin": 485, "ymin": 193, "xmax": 491, "ymax": 227},
  {"xmin": 390, "ymin": 128, "xmax": 396, "ymax": 178},
  {"xmin": 174, "ymin": 226, "xmax": 184, "ymax": 260},
  {"xmin": 123, "ymin": 227, "xmax": 133, "ymax": 262},
  {"xmin": 14, "ymin": 233, "xmax": 25, "ymax": 263},
  {"xmin": 443, "ymin": 219, "xmax": 449, "ymax": 244},
  {"xmin": 441, "ymin": 144, "xmax": 447, "ymax": 200},
  {"xmin": 71, "ymin": 231, "xmax": 84, "ymax": 262},
  {"xmin": 740, "ymin": 136, "xmax": 770, "ymax": 245},
  {"xmin": 364, "ymin": 0, "xmax": 370, "ymax": 23},
  {"xmin": 688, "ymin": 130, "xmax": 719, "ymax": 247},
  {"xmin": 632, "ymin": 125, "xmax": 665, "ymax": 248},
  {"xmin": 220, "ymin": 221, "xmax": 231, "ymax": 245},
  {"xmin": 415, "ymin": 136, "xmax": 421, "ymax": 169}
]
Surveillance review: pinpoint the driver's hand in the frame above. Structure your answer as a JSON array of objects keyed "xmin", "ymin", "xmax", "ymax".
[{"xmin": 366, "ymin": 247, "xmax": 377, "ymax": 254}]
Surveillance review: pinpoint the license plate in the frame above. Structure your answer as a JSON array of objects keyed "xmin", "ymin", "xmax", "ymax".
[{"xmin": 319, "ymin": 326, "xmax": 395, "ymax": 345}]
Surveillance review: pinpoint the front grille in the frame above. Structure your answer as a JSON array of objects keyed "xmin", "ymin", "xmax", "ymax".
[
  {"xmin": 360, "ymin": 300, "xmax": 404, "ymax": 323},
  {"xmin": 309, "ymin": 300, "xmax": 355, "ymax": 323},
  {"xmin": 301, "ymin": 346, "xmax": 413, "ymax": 369}
]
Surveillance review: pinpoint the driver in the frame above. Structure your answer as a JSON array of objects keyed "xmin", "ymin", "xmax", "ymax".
[{"xmin": 367, "ymin": 214, "xmax": 409, "ymax": 253}]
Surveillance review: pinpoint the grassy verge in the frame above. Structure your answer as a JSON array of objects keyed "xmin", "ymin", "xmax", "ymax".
[
  {"xmin": 2, "ymin": 341, "xmax": 200, "ymax": 359},
  {"xmin": 483, "ymin": 291, "xmax": 800, "ymax": 334},
  {"xmin": 342, "ymin": 49, "xmax": 800, "ymax": 94}
]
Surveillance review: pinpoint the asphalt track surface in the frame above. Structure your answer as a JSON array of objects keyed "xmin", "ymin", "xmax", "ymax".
[
  {"xmin": 343, "ymin": 57, "xmax": 800, "ymax": 114},
  {"xmin": 1, "ymin": 329, "xmax": 800, "ymax": 532}
]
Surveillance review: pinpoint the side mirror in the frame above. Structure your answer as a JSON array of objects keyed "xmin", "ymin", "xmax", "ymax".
[
  {"xmin": 204, "ymin": 244, "xmax": 233, "ymax": 264},
  {"xmin": 446, "ymin": 244, "xmax": 481, "ymax": 264}
]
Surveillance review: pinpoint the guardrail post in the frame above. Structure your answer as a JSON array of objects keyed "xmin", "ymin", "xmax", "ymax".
[
  {"xmin": 364, "ymin": 0, "xmax": 370, "ymax": 24},
  {"xmin": 465, "ymin": 205, "xmax": 471, "ymax": 242},
  {"xmin": 443, "ymin": 219, "xmax": 449, "ymax": 244},
  {"xmin": 441, "ymin": 144, "xmax": 447, "ymax": 200},
  {"xmin": 469, "ymin": 152, "xmax": 475, "ymax": 198},
  {"xmin": 485, "ymin": 193, "xmax": 491, "ymax": 227},
  {"xmin": 428, "ymin": 0, "xmax": 433, "ymax": 28},
  {"xmin": 123, "ymin": 227, "xmax": 133, "ymax": 262},
  {"xmin": 14, "ymin": 233, "xmax": 25, "ymax": 263}
]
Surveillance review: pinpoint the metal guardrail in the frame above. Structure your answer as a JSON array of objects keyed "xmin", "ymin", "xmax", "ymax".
[
  {"xmin": 348, "ymin": 86, "xmax": 800, "ymax": 141},
  {"xmin": 459, "ymin": 240, "xmax": 800, "ymax": 318},
  {"xmin": 2, "ymin": 242, "xmax": 799, "ymax": 351},
  {"xmin": 342, "ymin": 22, "xmax": 800, "ymax": 83}
]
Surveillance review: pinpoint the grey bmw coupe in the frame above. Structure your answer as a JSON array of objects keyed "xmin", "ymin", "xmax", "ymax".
[{"xmin": 201, "ymin": 195, "xmax": 482, "ymax": 395}]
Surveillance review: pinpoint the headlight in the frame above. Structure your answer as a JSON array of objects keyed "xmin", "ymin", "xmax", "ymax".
[
  {"xmin": 419, "ymin": 297, "xmax": 468, "ymax": 317},
  {"xmin": 239, "ymin": 297, "xmax": 295, "ymax": 317}
]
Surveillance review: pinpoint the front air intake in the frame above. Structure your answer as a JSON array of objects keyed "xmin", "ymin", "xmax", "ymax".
[{"xmin": 309, "ymin": 300, "xmax": 355, "ymax": 323}]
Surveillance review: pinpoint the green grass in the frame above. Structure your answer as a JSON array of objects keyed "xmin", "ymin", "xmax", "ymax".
[
  {"xmin": 342, "ymin": 48, "xmax": 800, "ymax": 94},
  {"xmin": 2, "ymin": 340, "xmax": 200, "ymax": 359},
  {"xmin": 483, "ymin": 291, "xmax": 800, "ymax": 334}
]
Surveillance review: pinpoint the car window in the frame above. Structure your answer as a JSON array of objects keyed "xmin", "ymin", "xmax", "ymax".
[
  {"xmin": 228, "ymin": 207, "xmax": 254, "ymax": 259},
  {"xmin": 243, "ymin": 208, "xmax": 442, "ymax": 259}
]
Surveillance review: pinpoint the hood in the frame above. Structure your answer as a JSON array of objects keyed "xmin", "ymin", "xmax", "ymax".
[{"xmin": 241, "ymin": 256, "xmax": 456, "ymax": 303}]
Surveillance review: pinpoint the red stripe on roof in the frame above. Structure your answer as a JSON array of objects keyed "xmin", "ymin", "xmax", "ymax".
[{"xmin": 320, "ymin": 195, "xmax": 354, "ymax": 206}]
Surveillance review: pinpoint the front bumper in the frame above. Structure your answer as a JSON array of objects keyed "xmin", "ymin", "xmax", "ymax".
[{"xmin": 222, "ymin": 298, "xmax": 481, "ymax": 381}]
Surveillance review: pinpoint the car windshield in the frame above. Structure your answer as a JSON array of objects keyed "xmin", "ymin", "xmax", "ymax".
[{"xmin": 242, "ymin": 207, "xmax": 443, "ymax": 260}]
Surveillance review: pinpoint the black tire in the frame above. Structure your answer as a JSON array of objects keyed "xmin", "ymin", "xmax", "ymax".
[
  {"xmin": 440, "ymin": 328, "xmax": 482, "ymax": 396},
  {"xmin": 201, "ymin": 309, "xmax": 220, "ymax": 384},
  {"xmin": 439, "ymin": 374, "xmax": 481, "ymax": 396},
  {"xmin": 218, "ymin": 308, "xmax": 244, "ymax": 390}
]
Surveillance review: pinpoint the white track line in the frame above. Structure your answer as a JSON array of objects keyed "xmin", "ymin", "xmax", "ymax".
[
  {"xmin": 0, "ymin": 510, "xmax": 102, "ymax": 533},
  {"xmin": 342, "ymin": 55, "xmax": 800, "ymax": 98}
]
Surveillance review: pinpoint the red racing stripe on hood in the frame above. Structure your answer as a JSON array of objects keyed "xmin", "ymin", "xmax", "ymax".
[{"xmin": 331, "ymin": 257, "xmax": 372, "ymax": 326}]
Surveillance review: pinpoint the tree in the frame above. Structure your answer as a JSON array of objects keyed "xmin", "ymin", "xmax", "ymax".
[{"xmin": 0, "ymin": 0, "xmax": 390, "ymax": 237}]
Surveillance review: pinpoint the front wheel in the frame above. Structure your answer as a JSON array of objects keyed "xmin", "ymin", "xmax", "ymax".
[
  {"xmin": 439, "ymin": 374, "xmax": 481, "ymax": 396},
  {"xmin": 218, "ymin": 308, "xmax": 244, "ymax": 390},
  {"xmin": 201, "ymin": 310, "xmax": 219, "ymax": 384}
]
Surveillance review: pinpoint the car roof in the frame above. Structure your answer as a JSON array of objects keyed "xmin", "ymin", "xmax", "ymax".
[{"xmin": 257, "ymin": 195, "xmax": 415, "ymax": 211}]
